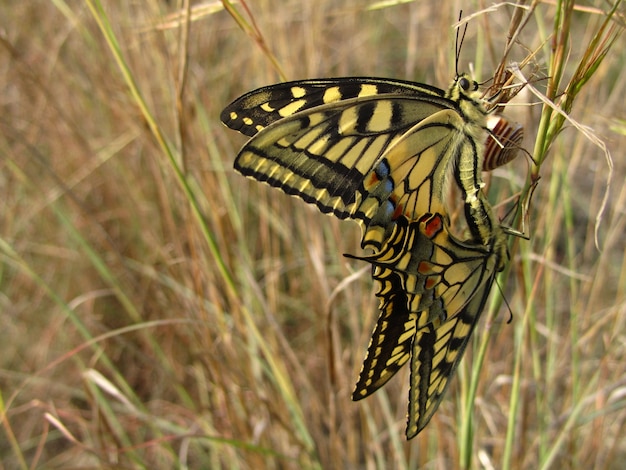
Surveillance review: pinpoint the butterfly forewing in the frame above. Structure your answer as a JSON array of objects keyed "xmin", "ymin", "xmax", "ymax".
[
  {"xmin": 233, "ymin": 94, "xmax": 456, "ymax": 224},
  {"xmin": 221, "ymin": 77, "xmax": 446, "ymax": 137}
]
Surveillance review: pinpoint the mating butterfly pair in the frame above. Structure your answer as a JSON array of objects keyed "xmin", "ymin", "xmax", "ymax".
[{"xmin": 221, "ymin": 72, "xmax": 522, "ymax": 438}]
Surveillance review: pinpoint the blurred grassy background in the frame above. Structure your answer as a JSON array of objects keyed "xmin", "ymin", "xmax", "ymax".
[{"xmin": 1, "ymin": 1, "xmax": 625, "ymax": 468}]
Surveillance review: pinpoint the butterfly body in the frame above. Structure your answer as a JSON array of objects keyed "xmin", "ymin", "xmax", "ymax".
[{"xmin": 222, "ymin": 73, "xmax": 512, "ymax": 438}]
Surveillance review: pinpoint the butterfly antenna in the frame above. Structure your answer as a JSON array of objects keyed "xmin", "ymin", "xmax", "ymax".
[{"xmin": 455, "ymin": 11, "xmax": 468, "ymax": 76}]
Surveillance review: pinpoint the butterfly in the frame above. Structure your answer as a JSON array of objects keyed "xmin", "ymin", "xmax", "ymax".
[{"xmin": 221, "ymin": 72, "xmax": 517, "ymax": 438}]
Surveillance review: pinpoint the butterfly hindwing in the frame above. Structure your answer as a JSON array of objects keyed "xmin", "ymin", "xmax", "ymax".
[
  {"xmin": 405, "ymin": 214, "xmax": 499, "ymax": 437},
  {"xmin": 350, "ymin": 213, "xmax": 501, "ymax": 437},
  {"xmin": 407, "ymin": 274, "xmax": 494, "ymax": 438},
  {"xmin": 355, "ymin": 108, "xmax": 471, "ymax": 251},
  {"xmin": 351, "ymin": 269, "xmax": 414, "ymax": 398}
]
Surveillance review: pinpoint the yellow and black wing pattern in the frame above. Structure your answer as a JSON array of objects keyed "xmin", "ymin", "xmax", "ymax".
[
  {"xmin": 222, "ymin": 78, "xmax": 458, "ymax": 228},
  {"xmin": 221, "ymin": 74, "xmax": 510, "ymax": 438},
  {"xmin": 348, "ymin": 213, "xmax": 500, "ymax": 437},
  {"xmin": 221, "ymin": 77, "xmax": 445, "ymax": 136}
]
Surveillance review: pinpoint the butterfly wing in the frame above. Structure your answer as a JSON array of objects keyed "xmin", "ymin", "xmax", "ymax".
[
  {"xmin": 351, "ymin": 268, "xmax": 414, "ymax": 397},
  {"xmin": 231, "ymin": 94, "xmax": 457, "ymax": 224},
  {"xmin": 407, "ymin": 272, "xmax": 495, "ymax": 438},
  {"xmin": 354, "ymin": 108, "xmax": 477, "ymax": 251},
  {"xmin": 221, "ymin": 77, "xmax": 445, "ymax": 137},
  {"xmin": 350, "ymin": 214, "xmax": 501, "ymax": 438}
]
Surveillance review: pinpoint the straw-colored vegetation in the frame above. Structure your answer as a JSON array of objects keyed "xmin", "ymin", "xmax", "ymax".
[{"xmin": 1, "ymin": 1, "xmax": 625, "ymax": 468}]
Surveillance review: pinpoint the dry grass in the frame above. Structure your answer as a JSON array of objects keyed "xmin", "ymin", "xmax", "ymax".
[{"xmin": 1, "ymin": 0, "xmax": 625, "ymax": 468}]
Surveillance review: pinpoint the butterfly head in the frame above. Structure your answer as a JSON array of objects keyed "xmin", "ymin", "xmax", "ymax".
[
  {"xmin": 457, "ymin": 74, "xmax": 478, "ymax": 93},
  {"xmin": 445, "ymin": 73, "xmax": 488, "ymax": 128},
  {"xmin": 446, "ymin": 73, "xmax": 480, "ymax": 100}
]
